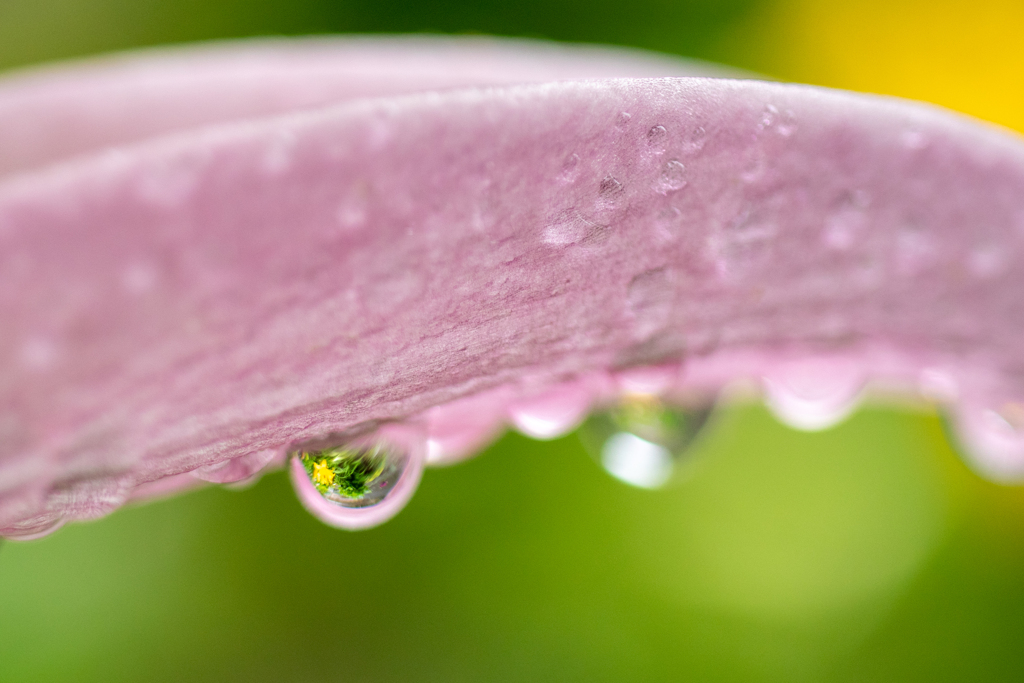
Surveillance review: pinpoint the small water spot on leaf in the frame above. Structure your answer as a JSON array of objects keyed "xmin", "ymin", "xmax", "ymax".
[
  {"xmin": 628, "ymin": 267, "xmax": 674, "ymax": 338},
  {"xmin": 647, "ymin": 125, "xmax": 668, "ymax": 153},
  {"xmin": 598, "ymin": 175, "xmax": 625, "ymax": 207},
  {"xmin": 757, "ymin": 104, "xmax": 778, "ymax": 132},
  {"xmin": 684, "ymin": 125, "xmax": 707, "ymax": 154},
  {"xmin": 708, "ymin": 212, "xmax": 777, "ymax": 278},
  {"xmin": 655, "ymin": 160, "xmax": 687, "ymax": 194},
  {"xmin": 559, "ymin": 153, "xmax": 581, "ymax": 183},
  {"xmin": 823, "ymin": 192, "xmax": 870, "ymax": 250},
  {"xmin": 544, "ymin": 209, "xmax": 601, "ymax": 246}
]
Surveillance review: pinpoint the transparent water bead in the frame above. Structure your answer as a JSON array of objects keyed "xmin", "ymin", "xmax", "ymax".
[
  {"xmin": 579, "ymin": 394, "xmax": 713, "ymax": 489},
  {"xmin": 762, "ymin": 359, "xmax": 865, "ymax": 432},
  {"xmin": 424, "ymin": 387, "xmax": 512, "ymax": 466},
  {"xmin": 508, "ymin": 382, "xmax": 596, "ymax": 440},
  {"xmin": 950, "ymin": 400, "xmax": 1024, "ymax": 481},
  {"xmin": 288, "ymin": 424, "xmax": 424, "ymax": 530}
]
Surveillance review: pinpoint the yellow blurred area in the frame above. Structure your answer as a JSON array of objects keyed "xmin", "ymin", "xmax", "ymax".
[{"xmin": 724, "ymin": 0, "xmax": 1024, "ymax": 132}]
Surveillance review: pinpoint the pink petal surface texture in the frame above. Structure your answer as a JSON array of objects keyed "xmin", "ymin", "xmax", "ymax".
[{"xmin": 3, "ymin": 36, "xmax": 1024, "ymax": 537}]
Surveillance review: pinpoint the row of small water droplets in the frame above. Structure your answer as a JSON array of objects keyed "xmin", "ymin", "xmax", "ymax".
[
  {"xmin": 6, "ymin": 357, "xmax": 1022, "ymax": 539},
  {"xmin": 280, "ymin": 354, "xmax": 1024, "ymax": 531}
]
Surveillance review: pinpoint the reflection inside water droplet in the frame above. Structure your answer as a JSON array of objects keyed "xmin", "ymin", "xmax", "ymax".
[
  {"xmin": 579, "ymin": 395, "xmax": 713, "ymax": 489},
  {"xmin": 289, "ymin": 425, "xmax": 425, "ymax": 530},
  {"xmin": 297, "ymin": 441, "xmax": 404, "ymax": 508}
]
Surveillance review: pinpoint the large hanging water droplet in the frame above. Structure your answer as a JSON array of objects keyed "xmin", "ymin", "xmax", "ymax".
[
  {"xmin": 288, "ymin": 424, "xmax": 424, "ymax": 530},
  {"xmin": 762, "ymin": 359, "xmax": 865, "ymax": 431},
  {"xmin": 508, "ymin": 382, "xmax": 596, "ymax": 440},
  {"xmin": 579, "ymin": 395, "xmax": 713, "ymax": 489},
  {"xmin": 949, "ymin": 400, "xmax": 1024, "ymax": 481}
]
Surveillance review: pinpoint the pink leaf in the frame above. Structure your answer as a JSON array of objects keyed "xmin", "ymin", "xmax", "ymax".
[{"xmin": 2, "ymin": 37, "xmax": 1024, "ymax": 535}]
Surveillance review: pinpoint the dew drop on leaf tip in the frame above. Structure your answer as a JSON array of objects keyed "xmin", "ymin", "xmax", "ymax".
[
  {"xmin": 288, "ymin": 424, "xmax": 425, "ymax": 530},
  {"xmin": 578, "ymin": 393, "xmax": 714, "ymax": 489}
]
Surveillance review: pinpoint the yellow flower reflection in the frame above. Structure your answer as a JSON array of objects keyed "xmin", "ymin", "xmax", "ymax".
[{"xmin": 311, "ymin": 460, "xmax": 335, "ymax": 487}]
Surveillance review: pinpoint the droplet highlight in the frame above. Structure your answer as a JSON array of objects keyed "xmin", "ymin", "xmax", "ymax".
[
  {"xmin": 579, "ymin": 395, "xmax": 713, "ymax": 489},
  {"xmin": 289, "ymin": 425, "xmax": 424, "ymax": 530},
  {"xmin": 763, "ymin": 359, "xmax": 865, "ymax": 431}
]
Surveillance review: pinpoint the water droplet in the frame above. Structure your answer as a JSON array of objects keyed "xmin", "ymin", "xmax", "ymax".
[
  {"xmin": 616, "ymin": 111, "xmax": 632, "ymax": 129},
  {"xmin": 615, "ymin": 364, "xmax": 681, "ymax": 396},
  {"xmin": 918, "ymin": 368, "xmax": 958, "ymax": 403},
  {"xmin": 627, "ymin": 268, "xmax": 674, "ymax": 338},
  {"xmin": 709, "ymin": 212, "xmax": 776, "ymax": 278},
  {"xmin": 684, "ymin": 126, "xmax": 706, "ymax": 154},
  {"xmin": 192, "ymin": 449, "xmax": 277, "ymax": 484},
  {"xmin": 950, "ymin": 400, "xmax": 1024, "ymax": 481},
  {"xmin": 823, "ymin": 194, "xmax": 869, "ymax": 250},
  {"xmin": 559, "ymin": 153, "xmax": 581, "ymax": 183},
  {"xmin": 543, "ymin": 209, "xmax": 597, "ymax": 246},
  {"xmin": 654, "ymin": 160, "xmax": 687, "ymax": 194},
  {"xmin": 288, "ymin": 425, "xmax": 424, "ymax": 530},
  {"xmin": 653, "ymin": 206, "xmax": 682, "ymax": 242},
  {"xmin": 598, "ymin": 175, "xmax": 624, "ymax": 207},
  {"xmin": 776, "ymin": 111, "xmax": 797, "ymax": 137},
  {"xmin": 757, "ymin": 104, "xmax": 778, "ymax": 132},
  {"xmin": 647, "ymin": 125, "xmax": 668, "ymax": 153},
  {"xmin": 424, "ymin": 388, "xmax": 511, "ymax": 465},
  {"xmin": 508, "ymin": 382, "xmax": 595, "ymax": 440},
  {"xmin": 579, "ymin": 395, "xmax": 713, "ymax": 489},
  {"xmin": 763, "ymin": 359, "xmax": 865, "ymax": 431}
]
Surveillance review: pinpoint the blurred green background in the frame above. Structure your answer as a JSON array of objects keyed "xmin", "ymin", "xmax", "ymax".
[{"xmin": 4, "ymin": 1, "xmax": 1024, "ymax": 681}]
